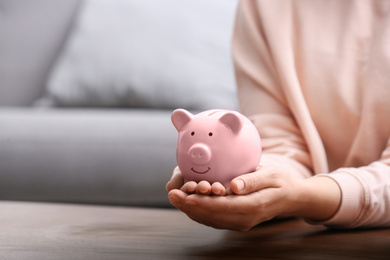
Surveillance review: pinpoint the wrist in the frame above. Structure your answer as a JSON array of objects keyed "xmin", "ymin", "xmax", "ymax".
[{"xmin": 294, "ymin": 176, "xmax": 341, "ymax": 222}]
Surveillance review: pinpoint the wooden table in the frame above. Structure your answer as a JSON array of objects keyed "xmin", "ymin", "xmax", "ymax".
[{"xmin": 0, "ymin": 201, "xmax": 389, "ymax": 259}]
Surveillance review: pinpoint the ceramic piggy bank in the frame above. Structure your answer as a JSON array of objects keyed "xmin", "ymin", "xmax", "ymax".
[{"xmin": 171, "ymin": 109, "xmax": 262, "ymax": 185}]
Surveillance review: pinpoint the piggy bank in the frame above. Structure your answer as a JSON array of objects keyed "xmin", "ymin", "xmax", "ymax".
[{"xmin": 171, "ymin": 109, "xmax": 262, "ymax": 185}]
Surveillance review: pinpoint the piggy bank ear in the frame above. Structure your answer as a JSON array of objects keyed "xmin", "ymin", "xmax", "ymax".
[
  {"xmin": 171, "ymin": 109, "xmax": 193, "ymax": 131},
  {"xmin": 219, "ymin": 112, "xmax": 243, "ymax": 134}
]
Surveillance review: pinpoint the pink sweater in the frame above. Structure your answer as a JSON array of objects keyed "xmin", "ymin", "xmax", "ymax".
[{"xmin": 233, "ymin": 0, "xmax": 390, "ymax": 228}]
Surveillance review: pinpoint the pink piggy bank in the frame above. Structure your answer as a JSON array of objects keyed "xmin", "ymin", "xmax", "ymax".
[{"xmin": 171, "ymin": 109, "xmax": 262, "ymax": 185}]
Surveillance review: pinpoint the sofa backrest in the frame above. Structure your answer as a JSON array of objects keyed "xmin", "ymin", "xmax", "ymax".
[
  {"xmin": 34, "ymin": 0, "xmax": 239, "ymax": 111},
  {"xmin": 0, "ymin": 0, "xmax": 81, "ymax": 106}
]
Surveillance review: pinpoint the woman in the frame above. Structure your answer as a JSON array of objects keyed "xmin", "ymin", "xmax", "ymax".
[{"xmin": 167, "ymin": 0, "xmax": 390, "ymax": 231}]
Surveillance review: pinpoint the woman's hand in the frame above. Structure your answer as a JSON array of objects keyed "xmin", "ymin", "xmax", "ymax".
[
  {"xmin": 166, "ymin": 165, "xmax": 341, "ymax": 231},
  {"xmin": 166, "ymin": 165, "xmax": 302, "ymax": 231}
]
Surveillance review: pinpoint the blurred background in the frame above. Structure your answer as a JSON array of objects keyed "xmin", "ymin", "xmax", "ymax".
[{"xmin": 0, "ymin": 0, "xmax": 238, "ymax": 208}]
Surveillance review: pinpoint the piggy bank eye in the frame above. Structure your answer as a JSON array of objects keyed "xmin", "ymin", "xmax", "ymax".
[
  {"xmin": 191, "ymin": 131, "xmax": 195, "ymax": 136},
  {"xmin": 208, "ymin": 132, "xmax": 213, "ymax": 137}
]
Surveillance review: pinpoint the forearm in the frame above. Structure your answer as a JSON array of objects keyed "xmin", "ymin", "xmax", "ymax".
[{"xmin": 294, "ymin": 176, "xmax": 342, "ymax": 222}]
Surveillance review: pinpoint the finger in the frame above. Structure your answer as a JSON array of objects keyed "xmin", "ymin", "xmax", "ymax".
[
  {"xmin": 181, "ymin": 181, "xmax": 197, "ymax": 194},
  {"xmin": 211, "ymin": 182, "xmax": 227, "ymax": 196},
  {"xmin": 167, "ymin": 189, "xmax": 187, "ymax": 209},
  {"xmin": 230, "ymin": 165, "xmax": 281, "ymax": 195},
  {"xmin": 166, "ymin": 166, "xmax": 184, "ymax": 191},
  {"xmin": 225, "ymin": 186, "xmax": 234, "ymax": 195},
  {"xmin": 196, "ymin": 181, "xmax": 212, "ymax": 195}
]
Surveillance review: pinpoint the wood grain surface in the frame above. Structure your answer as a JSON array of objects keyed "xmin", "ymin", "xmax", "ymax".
[{"xmin": 0, "ymin": 201, "xmax": 389, "ymax": 259}]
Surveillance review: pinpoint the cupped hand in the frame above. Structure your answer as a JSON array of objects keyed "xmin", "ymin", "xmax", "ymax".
[{"xmin": 166, "ymin": 165, "xmax": 305, "ymax": 231}]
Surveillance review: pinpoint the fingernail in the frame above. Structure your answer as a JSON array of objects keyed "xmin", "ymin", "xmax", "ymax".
[{"xmin": 236, "ymin": 179, "xmax": 245, "ymax": 191}]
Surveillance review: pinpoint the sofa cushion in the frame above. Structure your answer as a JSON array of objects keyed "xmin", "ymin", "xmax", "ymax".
[
  {"xmin": 0, "ymin": 0, "xmax": 81, "ymax": 106},
  {"xmin": 36, "ymin": 0, "xmax": 238, "ymax": 110}
]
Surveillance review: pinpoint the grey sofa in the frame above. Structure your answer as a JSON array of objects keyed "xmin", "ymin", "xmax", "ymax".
[{"xmin": 0, "ymin": 0, "xmax": 238, "ymax": 207}]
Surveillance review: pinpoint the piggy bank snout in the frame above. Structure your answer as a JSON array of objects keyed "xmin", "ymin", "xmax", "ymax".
[{"xmin": 188, "ymin": 144, "xmax": 211, "ymax": 165}]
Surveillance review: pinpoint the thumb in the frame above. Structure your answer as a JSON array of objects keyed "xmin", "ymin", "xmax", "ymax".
[
  {"xmin": 166, "ymin": 166, "xmax": 184, "ymax": 192},
  {"xmin": 230, "ymin": 166, "xmax": 275, "ymax": 195}
]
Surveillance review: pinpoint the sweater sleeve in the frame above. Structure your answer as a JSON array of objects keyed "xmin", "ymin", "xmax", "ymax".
[{"xmin": 314, "ymin": 138, "xmax": 390, "ymax": 228}]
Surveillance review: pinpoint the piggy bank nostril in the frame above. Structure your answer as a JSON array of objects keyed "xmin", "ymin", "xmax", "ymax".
[{"xmin": 191, "ymin": 152, "xmax": 203, "ymax": 158}]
